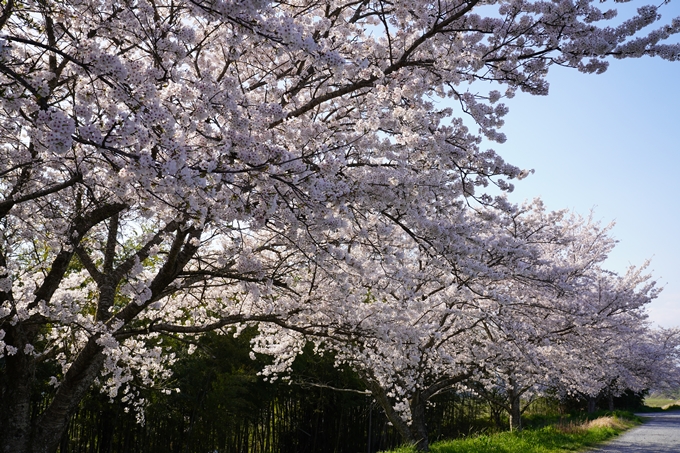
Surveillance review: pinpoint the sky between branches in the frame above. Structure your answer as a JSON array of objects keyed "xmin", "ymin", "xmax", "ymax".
[{"xmin": 478, "ymin": 0, "xmax": 680, "ymax": 327}]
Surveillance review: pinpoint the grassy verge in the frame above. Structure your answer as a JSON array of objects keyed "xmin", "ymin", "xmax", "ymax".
[
  {"xmin": 637, "ymin": 403, "xmax": 680, "ymax": 413},
  {"xmin": 383, "ymin": 412, "xmax": 641, "ymax": 453},
  {"xmin": 642, "ymin": 397, "xmax": 680, "ymax": 411}
]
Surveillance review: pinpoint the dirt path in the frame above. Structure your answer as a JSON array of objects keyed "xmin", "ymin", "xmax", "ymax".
[{"xmin": 588, "ymin": 411, "xmax": 680, "ymax": 452}]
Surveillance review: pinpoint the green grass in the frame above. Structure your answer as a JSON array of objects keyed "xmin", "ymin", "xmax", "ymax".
[
  {"xmin": 637, "ymin": 403, "xmax": 680, "ymax": 413},
  {"xmin": 382, "ymin": 412, "xmax": 641, "ymax": 453},
  {"xmin": 643, "ymin": 397, "xmax": 680, "ymax": 408}
]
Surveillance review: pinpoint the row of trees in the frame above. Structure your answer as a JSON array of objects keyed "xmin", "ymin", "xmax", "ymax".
[
  {"xmin": 2, "ymin": 0, "xmax": 680, "ymax": 452},
  {"xmin": 250, "ymin": 202, "xmax": 680, "ymax": 450},
  {"xmin": 51, "ymin": 331, "xmax": 650, "ymax": 453}
]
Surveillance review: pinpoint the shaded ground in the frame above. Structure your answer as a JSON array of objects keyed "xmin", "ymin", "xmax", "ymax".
[{"xmin": 589, "ymin": 411, "xmax": 680, "ymax": 452}]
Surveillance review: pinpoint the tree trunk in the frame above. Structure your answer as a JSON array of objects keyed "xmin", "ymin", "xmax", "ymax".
[
  {"xmin": 30, "ymin": 338, "xmax": 106, "ymax": 453},
  {"xmin": 0, "ymin": 325, "xmax": 36, "ymax": 453},
  {"xmin": 408, "ymin": 390, "xmax": 430, "ymax": 452},
  {"xmin": 587, "ymin": 396, "xmax": 597, "ymax": 413},
  {"xmin": 509, "ymin": 395, "xmax": 522, "ymax": 432},
  {"xmin": 489, "ymin": 403, "xmax": 504, "ymax": 430},
  {"xmin": 506, "ymin": 380, "xmax": 522, "ymax": 432},
  {"xmin": 608, "ymin": 392, "xmax": 615, "ymax": 411},
  {"xmin": 364, "ymin": 381, "xmax": 417, "ymax": 448},
  {"xmin": 0, "ymin": 332, "xmax": 106, "ymax": 453}
]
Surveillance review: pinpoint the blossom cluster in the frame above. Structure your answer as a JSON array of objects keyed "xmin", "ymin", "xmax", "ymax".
[{"xmin": 0, "ymin": 0, "xmax": 678, "ymax": 451}]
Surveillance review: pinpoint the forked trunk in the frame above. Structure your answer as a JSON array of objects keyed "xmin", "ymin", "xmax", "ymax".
[
  {"xmin": 490, "ymin": 403, "xmax": 504, "ymax": 430},
  {"xmin": 0, "ymin": 332, "xmax": 106, "ymax": 453},
  {"xmin": 364, "ymin": 381, "xmax": 430, "ymax": 451}
]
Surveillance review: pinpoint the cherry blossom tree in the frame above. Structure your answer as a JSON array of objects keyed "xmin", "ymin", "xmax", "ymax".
[
  {"xmin": 252, "ymin": 203, "xmax": 662, "ymax": 447},
  {"xmin": 249, "ymin": 206, "xmax": 510, "ymax": 450},
  {"xmin": 1, "ymin": 0, "xmax": 679, "ymax": 452},
  {"xmin": 475, "ymin": 264, "xmax": 660, "ymax": 430},
  {"xmin": 564, "ymin": 317, "xmax": 680, "ymax": 412},
  {"xmin": 468, "ymin": 209, "xmax": 662, "ymax": 430},
  {"xmin": 616, "ymin": 327, "xmax": 680, "ymax": 398}
]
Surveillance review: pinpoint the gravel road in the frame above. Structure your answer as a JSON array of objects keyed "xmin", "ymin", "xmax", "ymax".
[{"xmin": 588, "ymin": 411, "xmax": 680, "ymax": 452}]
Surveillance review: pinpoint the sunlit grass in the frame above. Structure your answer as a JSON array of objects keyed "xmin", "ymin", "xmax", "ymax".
[
  {"xmin": 644, "ymin": 397, "xmax": 680, "ymax": 408},
  {"xmin": 383, "ymin": 413, "xmax": 640, "ymax": 453}
]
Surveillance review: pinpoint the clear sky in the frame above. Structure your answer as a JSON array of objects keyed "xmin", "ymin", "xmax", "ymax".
[{"xmin": 486, "ymin": 2, "xmax": 680, "ymax": 327}]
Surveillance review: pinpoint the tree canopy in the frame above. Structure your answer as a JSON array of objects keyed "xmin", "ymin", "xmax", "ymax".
[{"xmin": 1, "ymin": 1, "xmax": 679, "ymax": 452}]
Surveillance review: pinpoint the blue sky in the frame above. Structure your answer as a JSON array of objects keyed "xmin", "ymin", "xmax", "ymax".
[{"xmin": 488, "ymin": 3, "xmax": 680, "ymax": 327}]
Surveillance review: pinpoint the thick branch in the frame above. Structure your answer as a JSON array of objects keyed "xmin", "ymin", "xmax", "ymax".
[
  {"xmin": 0, "ymin": 171, "xmax": 82, "ymax": 220},
  {"xmin": 32, "ymin": 203, "xmax": 127, "ymax": 310}
]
